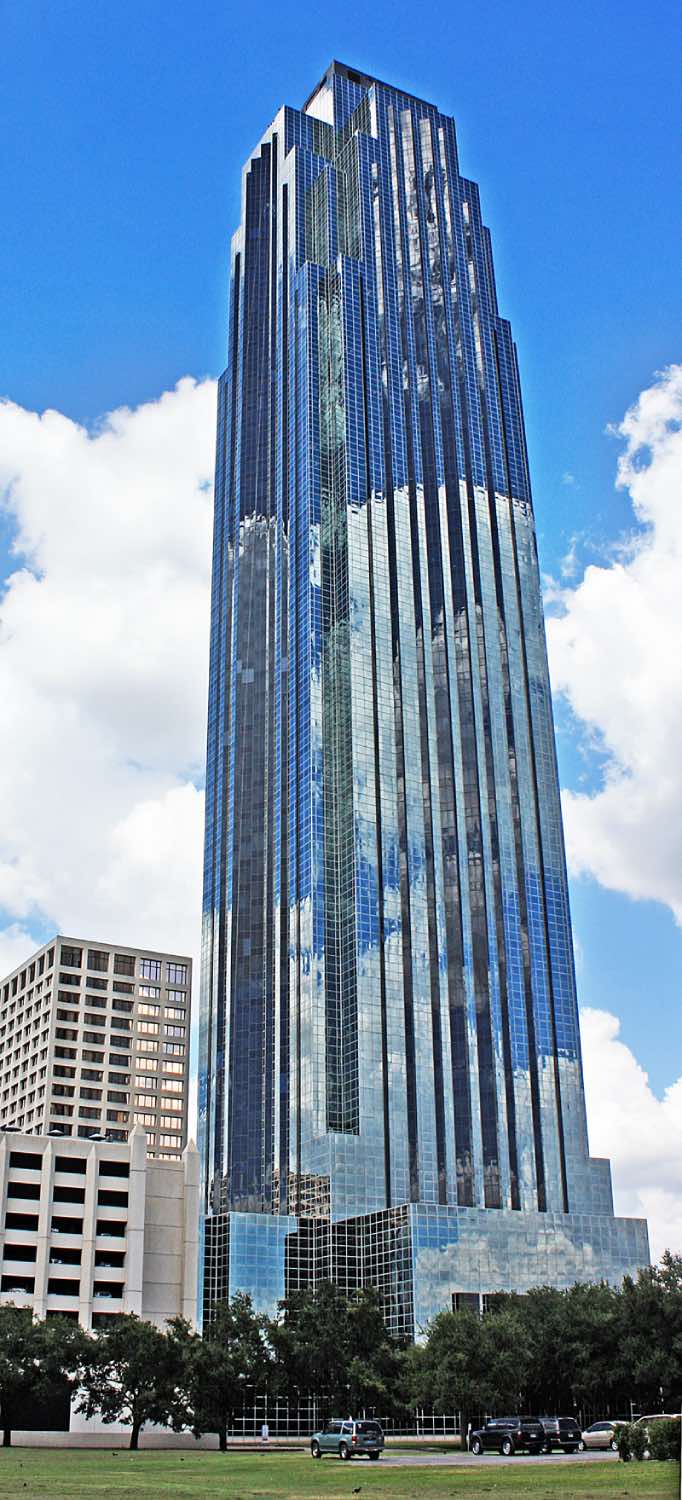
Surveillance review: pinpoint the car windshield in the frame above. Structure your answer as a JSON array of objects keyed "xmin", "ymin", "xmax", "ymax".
[{"xmin": 356, "ymin": 1422, "xmax": 382, "ymax": 1435}]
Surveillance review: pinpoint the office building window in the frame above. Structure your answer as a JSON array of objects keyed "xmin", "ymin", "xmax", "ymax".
[
  {"xmin": 86, "ymin": 950, "xmax": 109, "ymax": 973},
  {"xmin": 60, "ymin": 947, "xmax": 82, "ymax": 969},
  {"xmin": 139, "ymin": 960, "xmax": 161, "ymax": 982},
  {"xmin": 114, "ymin": 955, "xmax": 135, "ymax": 977}
]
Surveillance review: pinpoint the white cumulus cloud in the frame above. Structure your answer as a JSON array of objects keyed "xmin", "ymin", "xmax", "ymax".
[
  {"xmin": 547, "ymin": 364, "xmax": 682, "ymax": 921},
  {"xmin": 0, "ymin": 377, "xmax": 216, "ymax": 969},
  {"xmin": 581, "ymin": 1007, "xmax": 682, "ymax": 1260}
]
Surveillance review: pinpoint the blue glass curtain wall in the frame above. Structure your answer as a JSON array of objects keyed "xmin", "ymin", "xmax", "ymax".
[{"xmin": 199, "ymin": 64, "xmax": 648, "ymax": 1308}]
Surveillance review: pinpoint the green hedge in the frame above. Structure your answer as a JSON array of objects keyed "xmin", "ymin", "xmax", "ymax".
[
  {"xmin": 647, "ymin": 1419, "xmax": 681, "ymax": 1462},
  {"xmin": 617, "ymin": 1419, "xmax": 680, "ymax": 1462}
]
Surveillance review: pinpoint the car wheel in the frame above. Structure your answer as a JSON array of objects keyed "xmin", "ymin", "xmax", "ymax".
[
  {"xmin": 369, "ymin": 1451, "xmax": 380, "ymax": 1461},
  {"xmin": 543, "ymin": 1440, "xmax": 552, "ymax": 1454},
  {"xmin": 471, "ymin": 1437, "xmax": 482, "ymax": 1455},
  {"xmin": 339, "ymin": 1442, "xmax": 351, "ymax": 1461},
  {"xmin": 501, "ymin": 1437, "xmax": 514, "ymax": 1456},
  {"xmin": 564, "ymin": 1446, "xmax": 577, "ymax": 1453},
  {"xmin": 311, "ymin": 1441, "xmax": 321, "ymax": 1459},
  {"xmin": 609, "ymin": 1438, "xmax": 618, "ymax": 1452},
  {"xmin": 577, "ymin": 1440, "xmax": 585, "ymax": 1452}
]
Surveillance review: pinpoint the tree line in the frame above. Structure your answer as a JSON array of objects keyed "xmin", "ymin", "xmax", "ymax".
[{"xmin": 0, "ymin": 1252, "xmax": 680, "ymax": 1449}]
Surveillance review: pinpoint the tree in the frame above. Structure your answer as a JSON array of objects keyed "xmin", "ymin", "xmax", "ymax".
[
  {"xmin": 267, "ymin": 1281, "xmax": 408, "ymax": 1420},
  {"xmin": 480, "ymin": 1305, "xmax": 532, "ymax": 1413},
  {"xmin": 563, "ymin": 1281, "xmax": 625, "ymax": 1418},
  {"xmin": 489, "ymin": 1285, "xmax": 604, "ymax": 1419},
  {"xmin": 75, "ymin": 1313, "xmax": 180, "ymax": 1449},
  {"xmin": 487, "ymin": 1288, "xmax": 569, "ymax": 1415},
  {"xmin": 618, "ymin": 1252, "xmax": 682, "ymax": 1413},
  {"xmin": 0, "ymin": 1306, "xmax": 45, "ymax": 1448},
  {"xmin": 0, "ymin": 1307, "xmax": 86, "ymax": 1447},
  {"xmin": 268, "ymin": 1282, "xmax": 352, "ymax": 1413},
  {"xmin": 412, "ymin": 1303, "xmax": 532, "ymax": 1437},
  {"xmin": 411, "ymin": 1308, "xmax": 490, "ymax": 1437},
  {"xmin": 346, "ymin": 1289, "xmax": 410, "ymax": 1418},
  {"xmin": 37, "ymin": 1314, "xmax": 91, "ymax": 1418},
  {"xmin": 175, "ymin": 1294, "xmax": 272, "ymax": 1452}
]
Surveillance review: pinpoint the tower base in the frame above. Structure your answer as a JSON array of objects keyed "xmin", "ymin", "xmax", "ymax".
[{"xmin": 202, "ymin": 1202, "xmax": 649, "ymax": 1339}]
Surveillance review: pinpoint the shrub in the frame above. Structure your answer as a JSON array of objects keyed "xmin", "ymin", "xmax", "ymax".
[
  {"xmin": 615, "ymin": 1423, "xmax": 631, "ymax": 1461},
  {"xmin": 628, "ymin": 1422, "xmax": 648, "ymax": 1461},
  {"xmin": 647, "ymin": 1419, "xmax": 681, "ymax": 1462}
]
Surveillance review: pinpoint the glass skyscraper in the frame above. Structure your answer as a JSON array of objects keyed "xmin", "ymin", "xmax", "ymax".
[{"xmin": 198, "ymin": 62, "xmax": 648, "ymax": 1336}]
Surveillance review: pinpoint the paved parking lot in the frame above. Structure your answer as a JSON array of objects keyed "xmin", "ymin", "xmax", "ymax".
[{"xmin": 378, "ymin": 1447, "xmax": 619, "ymax": 1467}]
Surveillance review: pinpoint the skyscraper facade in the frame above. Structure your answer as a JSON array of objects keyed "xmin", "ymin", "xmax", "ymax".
[{"xmin": 199, "ymin": 62, "xmax": 648, "ymax": 1335}]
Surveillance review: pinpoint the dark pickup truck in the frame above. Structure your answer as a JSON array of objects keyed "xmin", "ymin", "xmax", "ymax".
[{"xmin": 470, "ymin": 1416, "xmax": 545, "ymax": 1455}]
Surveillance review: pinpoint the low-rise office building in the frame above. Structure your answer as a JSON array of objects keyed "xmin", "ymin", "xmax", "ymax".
[{"xmin": 0, "ymin": 936, "xmax": 191, "ymax": 1159}]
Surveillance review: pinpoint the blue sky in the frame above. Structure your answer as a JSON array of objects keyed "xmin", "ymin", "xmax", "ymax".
[{"xmin": 1, "ymin": 3, "xmax": 680, "ymax": 1126}]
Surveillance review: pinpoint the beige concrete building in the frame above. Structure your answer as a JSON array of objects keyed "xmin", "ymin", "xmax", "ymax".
[
  {"xmin": 0, "ymin": 1125, "xmax": 199, "ymax": 1330},
  {"xmin": 0, "ymin": 936, "xmax": 191, "ymax": 1159}
]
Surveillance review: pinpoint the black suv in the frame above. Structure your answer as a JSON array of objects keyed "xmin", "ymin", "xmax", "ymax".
[
  {"xmin": 538, "ymin": 1416, "xmax": 582, "ymax": 1453},
  {"xmin": 470, "ymin": 1416, "xmax": 545, "ymax": 1456}
]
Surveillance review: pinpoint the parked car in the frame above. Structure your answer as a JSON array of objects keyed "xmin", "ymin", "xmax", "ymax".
[
  {"xmin": 633, "ymin": 1413, "xmax": 680, "ymax": 1432},
  {"xmin": 580, "ymin": 1421, "xmax": 620, "ymax": 1451},
  {"xmin": 633, "ymin": 1413, "xmax": 681, "ymax": 1455},
  {"xmin": 310, "ymin": 1417, "xmax": 384, "ymax": 1461},
  {"xmin": 469, "ymin": 1416, "xmax": 545, "ymax": 1456},
  {"xmin": 539, "ymin": 1416, "xmax": 582, "ymax": 1452}
]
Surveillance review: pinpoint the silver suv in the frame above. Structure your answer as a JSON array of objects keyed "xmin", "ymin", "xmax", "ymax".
[{"xmin": 310, "ymin": 1417, "xmax": 384, "ymax": 1460}]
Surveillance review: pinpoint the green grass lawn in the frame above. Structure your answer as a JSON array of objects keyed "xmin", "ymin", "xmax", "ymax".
[{"xmin": 0, "ymin": 1450, "xmax": 678, "ymax": 1500}]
